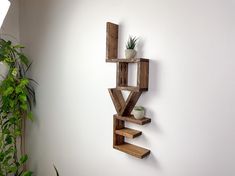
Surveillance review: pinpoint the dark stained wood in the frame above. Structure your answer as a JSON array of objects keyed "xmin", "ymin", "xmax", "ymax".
[
  {"xmin": 138, "ymin": 60, "xmax": 149, "ymax": 90},
  {"xmin": 115, "ymin": 128, "xmax": 142, "ymax": 138},
  {"xmin": 106, "ymin": 22, "xmax": 118, "ymax": 60},
  {"xmin": 116, "ymin": 63, "xmax": 128, "ymax": 87},
  {"xmin": 113, "ymin": 116, "xmax": 125, "ymax": 146},
  {"xmin": 108, "ymin": 88, "xmax": 125, "ymax": 115},
  {"xmin": 106, "ymin": 58, "xmax": 149, "ymax": 63},
  {"xmin": 114, "ymin": 142, "xmax": 150, "ymax": 159},
  {"xmin": 114, "ymin": 114, "xmax": 151, "ymax": 125},
  {"xmin": 121, "ymin": 91, "xmax": 142, "ymax": 116}
]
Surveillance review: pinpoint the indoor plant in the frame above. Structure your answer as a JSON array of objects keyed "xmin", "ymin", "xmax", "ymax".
[
  {"xmin": 54, "ymin": 165, "xmax": 59, "ymax": 176},
  {"xmin": 0, "ymin": 39, "xmax": 36, "ymax": 176},
  {"xmin": 125, "ymin": 36, "xmax": 138, "ymax": 59},
  {"xmin": 132, "ymin": 106, "xmax": 145, "ymax": 119}
]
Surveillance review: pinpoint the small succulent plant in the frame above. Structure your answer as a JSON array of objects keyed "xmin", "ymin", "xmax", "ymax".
[
  {"xmin": 126, "ymin": 36, "xmax": 138, "ymax": 49},
  {"xmin": 134, "ymin": 106, "xmax": 144, "ymax": 111}
]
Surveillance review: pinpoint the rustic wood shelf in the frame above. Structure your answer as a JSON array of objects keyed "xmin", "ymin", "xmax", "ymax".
[
  {"xmin": 106, "ymin": 58, "xmax": 149, "ymax": 63},
  {"xmin": 114, "ymin": 114, "xmax": 151, "ymax": 125},
  {"xmin": 106, "ymin": 22, "xmax": 152, "ymax": 159},
  {"xmin": 116, "ymin": 86, "xmax": 148, "ymax": 92},
  {"xmin": 114, "ymin": 143, "xmax": 150, "ymax": 159},
  {"xmin": 115, "ymin": 128, "xmax": 142, "ymax": 138}
]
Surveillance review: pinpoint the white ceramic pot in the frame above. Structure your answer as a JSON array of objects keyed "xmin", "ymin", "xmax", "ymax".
[
  {"xmin": 0, "ymin": 62, "xmax": 9, "ymax": 82},
  {"xmin": 132, "ymin": 107, "xmax": 145, "ymax": 119},
  {"xmin": 125, "ymin": 49, "xmax": 136, "ymax": 59}
]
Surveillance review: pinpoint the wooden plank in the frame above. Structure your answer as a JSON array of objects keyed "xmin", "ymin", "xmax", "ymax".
[
  {"xmin": 115, "ymin": 128, "xmax": 142, "ymax": 138},
  {"xmin": 106, "ymin": 58, "xmax": 149, "ymax": 63},
  {"xmin": 113, "ymin": 116, "xmax": 125, "ymax": 146},
  {"xmin": 116, "ymin": 62, "xmax": 128, "ymax": 87},
  {"xmin": 114, "ymin": 143, "xmax": 150, "ymax": 159},
  {"xmin": 116, "ymin": 86, "xmax": 148, "ymax": 92},
  {"xmin": 108, "ymin": 88, "xmax": 125, "ymax": 115},
  {"xmin": 138, "ymin": 60, "xmax": 149, "ymax": 90},
  {"xmin": 106, "ymin": 22, "xmax": 118, "ymax": 60},
  {"xmin": 121, "ymin": 91, "xmax": 142, "ymax": 116},
  {"xmin": 114, "ymin": 114, "xmax": 151, "ymax": 125}
]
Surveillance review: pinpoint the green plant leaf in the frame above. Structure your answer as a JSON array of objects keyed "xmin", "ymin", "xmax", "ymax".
[
  {"xmin": 16, "ymin": 85, "xmax": 23, "ymax": 94},
  {"xmin": 126, "ymin": 36, "xmax": 138, "ymax": 49},
  {"xmin": 20, "ymin": 155, "xmax": 28, "ymax": 164},
  {"xmin": 0, "ymin": 39, "xmax": 36, "ymax": 175},
  {"xmin": 8, "ymin": 166, "xmax": 17, "ymax": 173},
  {"xmin": 20, "ymin": 103, "xmax": 28, "ymax": 111},
  {"xmin": 54, "ymin": 165, "xmax": 60, "ymax": 176},
  {"xmin": 19, "ymin": 94, "xmax": 27, "ymax": 102},
  {"xmin": 19, "ymin": 54, "xmax": 29, "ymax": 66},
  {"xmin": 27, "ymin": 111, "xmax": 34, "ymax": 121},
  {"xmin": 21, "ymin": 171, "xmax": 33, "ymax": 176},
  {"xmin": 3, "ymin": 87, "xmax": 14, "ymax": 96},
  {"xmin": 13, "ymin": 45, "xmax": 24, "ymax": 49},
  {"xmin": 20, "ymin": 78, "xmax": 30, "ymax": 86}
]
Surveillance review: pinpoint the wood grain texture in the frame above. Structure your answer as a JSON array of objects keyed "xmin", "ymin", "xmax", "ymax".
[
  {"xmin": 114, "ymin": 142, "xmax": 150, "ymax": 159},
  {"xmin": 106, "ymin": 22, "xmax": 118, "ymax": 59},
  {"xmin": 109, "ymin": 89, "xmax": 143, "ymax": 116},
  {"xmin": 121, "ymin": 91, "xmax": 142, "ymax": 116},
  {"xmin": 116, "ymin": 62, "xmax": 128, "ymax": 87},
  {"xmin": 138, "ymin": 60, "xmax": 149, "ymax": 90},
  {"xmin": 106, "ymin": 58, "xmax": 149, "ymax": 63},
  {"xmin": 113, "ymin": 116, "xmax": 125, "ymax": 146},
  {"xmin": 108, "ymin": 88, "xmax": 125, "ymax": 115},
  {"xmin": 114, "ymin": 114, "xmax": 151, "ymax": 125},
  {"xmin": 116, "ymin": 86, "xmax": 147, "ymax": 92},
  {"xmin": 115, "ymin": 128, "xmax": 142, "ymax": 138},
  {"xmin": 106, "ymin": 22, "xmax": 151, "ymax": 159}
]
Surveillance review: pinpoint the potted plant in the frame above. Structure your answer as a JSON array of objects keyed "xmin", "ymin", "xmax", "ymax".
[
  {"xmin": 125, "ymin": 36, "xmax": 138, "ymax": 59},
  {"xmin": 0, "ymin": 39, "xmax": 36, "ymax": 176},
  {"xmin": 132, "ymin": 106, "xmax": 145, "ymax": 119}
]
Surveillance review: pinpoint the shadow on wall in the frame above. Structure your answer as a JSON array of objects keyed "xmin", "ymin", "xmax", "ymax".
[
  {"xmin": 139, "ymin": 59, "xmax": 163, "ymax": 170},
  {"xmin": 123, "ymin": 147, "xmax": 162, "ymax": 171}
]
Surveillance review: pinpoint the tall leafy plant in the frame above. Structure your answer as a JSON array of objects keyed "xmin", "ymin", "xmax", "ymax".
[{"xmin": 0, "ymin": 39, "xmax": 36, "ymax": 176}]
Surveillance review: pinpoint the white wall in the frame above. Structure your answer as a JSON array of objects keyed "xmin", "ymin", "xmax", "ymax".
[
  {"xmin": 1, "ymin": 0, "xmax": 20, "ymax": 41},
  {"xmin": 19, "ymin": 0, "xmax": 235, "ymax": 175},
  {"xmin": 0, "ymin": 1, "xmax": 20, "ymax": 88}
]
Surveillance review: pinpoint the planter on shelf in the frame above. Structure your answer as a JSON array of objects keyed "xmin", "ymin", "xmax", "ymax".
[
  {"xmin": 132, "ymin": 106, "xmax": 145, "ymax": 119},
  {"xmin": 125, "ymin": 49, "xmax": 136, "ymax": 59},
  {"xmin": 125, "ymin": 36, "xmax": 138, "ymax": 59}
]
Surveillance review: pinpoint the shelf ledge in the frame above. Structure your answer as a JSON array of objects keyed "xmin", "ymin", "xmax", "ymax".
[
  {"xmin": 106, "ymin": 58, "xmax": 149, "ymax": 63},
  {"xmin": 114, "ymin": 142, "xmax": 150, "ymax": 159},
  {"xmin": 114, "ymin": 114, "xmax": 151, "ymax": 125},
  {"xmin": 116, "ymin": 86, "xmax": 148, "ymax": 92},
  {"xmin": 115, "ymin": 128, "xmax": 142, "ymax": 138}
]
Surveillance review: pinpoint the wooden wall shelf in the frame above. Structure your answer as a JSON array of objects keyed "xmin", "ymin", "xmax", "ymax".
[
  {"xmin": 106, "ymin": 58, "xmax": 149, "ymax": 63},
  {"xmin": 114, "ymin": 114, "xmax": 151, "ymax": 125},
  {"xmin": 116, "ymin": 86, "xmax": 147, "ymax": 92},
  {"xmin": 115, "ymin": 128, "xmax": 142, "ymax": 138},
  {"xmin": 114, "ymin": 143, "xmax": 150, "ymax": 159},
  {"xmin": 106, "ymin": 22, "xmax": 151, "ymax": 159}
]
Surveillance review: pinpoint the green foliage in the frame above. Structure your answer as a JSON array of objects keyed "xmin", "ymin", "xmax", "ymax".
[
  {"xmin": 125, "ymin": 36, "xmax": 138, "ymax": 49},
  {"xmin": 0, "ymin": 39, "xmax": 36, "ymax": 175},
  {"xmin": 53, "ymin": 165, "xmax": 59, "ymax": 176},
  {"xmin": 134, "ymin": 106, "xmax": 144, "ymax": 111}
]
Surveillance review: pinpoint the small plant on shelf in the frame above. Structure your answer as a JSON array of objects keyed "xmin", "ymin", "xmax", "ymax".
[
  {"xmin": 125, "ymin": 36, "xmax": 138, "ymax": 59},
  {"xmin": 132, "ymin": 106, "xmax": 145, "ymax": 119}
]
